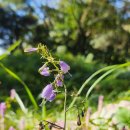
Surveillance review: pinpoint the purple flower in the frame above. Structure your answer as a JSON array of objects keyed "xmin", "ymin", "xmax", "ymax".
[
  {"xmin": 48, "ymin": 92, "xmax": 56, "ymax": 102},
  {"xmin": 24, "ymin": 48, "xmax": 38, "ymax": 53},
  {"xmin": 0, "ymin": 102, "xmax": 6, "ymax": 117},
  {"xmin": 41, "ymin": 84, "xmax": 56, "ymax": 101},
  {"xmin": 55, "ymin": 74, "xmax": 64, "ymax": 87},
  {"xmin": 40, "ymin": 67, "xmax": 50, "ymax": 76},
  {"xmin": 60, "ymin": 61, "xmax": 70, "ymax": 74},
  {"xmin": 56, "ymin": 80, "xmax": 63, "ymax": 87},
  {"xmin": 9, "ymin": 126, "xmax": 15, "ymax": 130}
]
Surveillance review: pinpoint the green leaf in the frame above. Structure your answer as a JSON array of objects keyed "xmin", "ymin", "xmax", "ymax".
[
  {"xmin": 68, "ymin": 64, "xmax": 117, "ymax": 109},
  {"xmin": 0, "ymin": 63, "xmax": 38, "ymax": 109},
  {"xmin": 15, "ymin": 91, "xmax": 28, "ymax": 114},
  {"xmin": 115, "ymin": 107, "xmax": 130, "ymax": 128},
  {"xmin": 85, "ymin": 62, "xmax": 130, "ymax": 99},
  {"xmin": 68, "ymin": 62, "xmax": 130, "ymax": 109}
]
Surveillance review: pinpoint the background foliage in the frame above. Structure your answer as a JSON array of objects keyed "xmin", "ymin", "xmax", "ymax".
[{"xmin": 0, "ymin": 0, "xmax": 130, "ymax": 129}]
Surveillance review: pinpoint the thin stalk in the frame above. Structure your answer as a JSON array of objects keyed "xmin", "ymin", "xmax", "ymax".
[
  {"xmin": 68, "ymin": 62, "xmax": 130, "ymax": 110},
  {"xmin": 85, "ymin": 68, "xmax": 117, "ymax": 99},
  {"xmin": 68, "ymin": 65, "xmax": 117, "ymax": 110},
  {"xmin": 43, "ymin": 120, "xmax": 64, "ymax": 129},
  {"xmin": 85, "ymin": 62, "xmax": 130, "ymax": 100},
  {"xmin": 64, "ymin": 84, "xmax": 67, "ymax": 130}
]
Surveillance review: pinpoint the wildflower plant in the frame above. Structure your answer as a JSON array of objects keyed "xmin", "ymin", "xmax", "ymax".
[
  {"xmin": 24, "ymin": 44, "xmax": 130, "ymax": 129},
  {"xmin": 25, "ymin": 44, "xmax": 70, "ymax": 129},
  {"xmin": 0, "ymin": 42, "xmax": 130, "ymax": 129}
]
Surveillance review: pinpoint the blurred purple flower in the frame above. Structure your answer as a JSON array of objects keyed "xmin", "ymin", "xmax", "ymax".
[
  {"xmin": 0, "ymin": 102, "xmax": 6, "ymax": 117},
  {"xmin": 10, "ymin": 89, "xmax": 16, "ymax": 100},
  {"xmin": 40, "ymin": 67, "xmax": 50, "ymax": 76},
  {"xmin": 24, "ymin": 48, "xmax": 38, "ymax": 53},
  {"xmin": 55, "ymin": 74, "xmax": 64, "ymax": 87},
  {"xmin": 41, "ymin": 84, "xmax": 55, "ymax": 101},
  {"xmin": 9, "ymin": 126, "xmax": 15, "ymax": 130},
  {"xmin": 60, "ymin": 61, "xmax": 70, "ymax": 73}
]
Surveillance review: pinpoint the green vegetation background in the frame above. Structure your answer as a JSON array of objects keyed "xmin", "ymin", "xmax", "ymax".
[{"xmin": 0, "ymin": 0, "xmax": 130, "ymax": 109}]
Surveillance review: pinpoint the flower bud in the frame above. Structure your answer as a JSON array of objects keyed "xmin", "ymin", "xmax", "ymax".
[
  {"xmin": 24, "ymin": 48, "xmax": 38, "ymax": 53},
  {"xmin": 40, "ymin": 67, "xmax": 50, "ymax": 76},
  {"xmin": 60, "ymin": 61, "xmax": 70, "ymax": 74},
  {"xmin": 77, "ymin": 114, "xmax": 81, "ymax": 126},
  {"xmin": 55, "ymin": 74, "xmax": 64, "ymax": 87},
  {"xmin": 81, "ymin": 110, "xmax": 84, "ymax": 117}
]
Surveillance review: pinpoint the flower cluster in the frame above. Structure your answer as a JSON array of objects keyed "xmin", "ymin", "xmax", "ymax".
[
  {"xmin": 24, "ymin": 45, "xmax": 70, "ymax": 102},
  {"xmin": 40, "ymin": 60, "xmax": 70, "ymax": 102}
]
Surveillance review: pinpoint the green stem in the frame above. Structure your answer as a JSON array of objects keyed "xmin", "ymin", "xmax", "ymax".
[{"xmin": 64, "ymin": 84, "xmax": 67, "ymax": 130}]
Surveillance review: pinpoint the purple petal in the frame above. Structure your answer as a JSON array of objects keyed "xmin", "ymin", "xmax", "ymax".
[
  {"xmin": 40, "ymin": 67, "xmax": 50, "ymax": 76},
  {"xmin": 41, "ymin": 84, "xmax": 53, "ymax": 100},
  {"xmin": 24, "ymin": 48, "xmax": 38, "ymax": 53},
  {"xmin": 48, "ymin": 92, "xmax": 56, "ymax": 102},
  {"xmin": 56, "ymin": 80, "xmax": 63, "ymax": 87},
  {"xmin": 0, "ymin": 102, "xmax": 6, "ymax": 117},
  {"xmin": 60, "ymin": 61, "xmax": 70, "ymax": 74},
  {"xmin": 55, "ymin": 74, "xmax": 64, "ymax": 87}
]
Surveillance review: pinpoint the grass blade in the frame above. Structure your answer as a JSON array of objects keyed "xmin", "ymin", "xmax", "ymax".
[
  {"xmin": 85, "ymin": 62, "xmax": 130, "ymax": 99},
  {"xmin": 68, "ymin": 65, "xmax": 117, "ymax": 109},
  {"xmin": 0, "ymin": 63, "xmax": 38, "ymax": 109},
  {"xmin": 68, "ymin": 62, "xmax": 130, "ymax": 109},
  {"xmin": 15, "ymin": 91, "xmax": 28, "ymax": 113}
]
